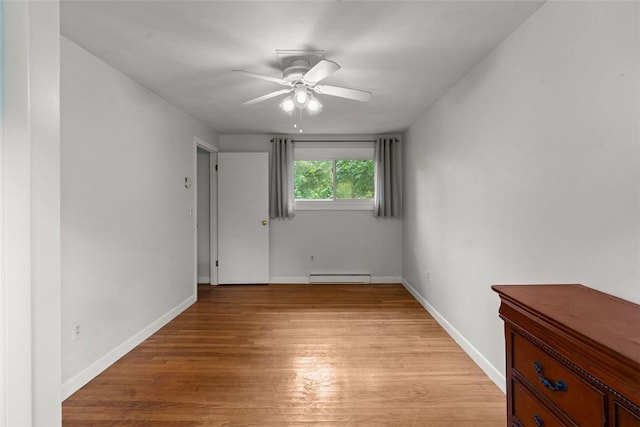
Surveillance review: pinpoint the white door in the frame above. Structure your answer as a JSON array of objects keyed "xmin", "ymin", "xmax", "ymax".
[{"xmin": 218, "ymin": 152, "xmax": 269, "ymax": 284}]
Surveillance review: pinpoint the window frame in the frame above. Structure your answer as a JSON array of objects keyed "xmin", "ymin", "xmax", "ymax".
[{"xmin": 294, "ymin": 145, "xmax": 375, "ymax": 211}]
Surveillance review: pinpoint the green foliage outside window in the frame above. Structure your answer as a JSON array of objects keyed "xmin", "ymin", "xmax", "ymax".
[
  {"xmin": 335, "ymin": 160, "xmax": 374, "ymax": 199},
  {"xmin": 294, "ymin": 160, "xmax": 333, "ymax": 199},
  {"xmin": 294, "ymin": 159, "xmax": 374, "ymax": 200}
]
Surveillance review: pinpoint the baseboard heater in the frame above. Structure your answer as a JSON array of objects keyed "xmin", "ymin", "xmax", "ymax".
[{"xmin": 309, "ymin": 273, "xmax": 371, "ymax": 284}]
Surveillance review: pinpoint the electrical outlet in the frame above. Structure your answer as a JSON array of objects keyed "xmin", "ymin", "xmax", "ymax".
[
  {"xmin": 310, "ymin": 255, "xmax": 315, "ymax": 262},
  {"xmin": 72, "ymin": 321, "xmax": 81, "ymax": 341}
]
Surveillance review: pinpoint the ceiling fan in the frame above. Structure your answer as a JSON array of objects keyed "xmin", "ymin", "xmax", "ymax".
[{"xmin": 233, "ymin": 51, "xmax": 373, "ymax": 115}]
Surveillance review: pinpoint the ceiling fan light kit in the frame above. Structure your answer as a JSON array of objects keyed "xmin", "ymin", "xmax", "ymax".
[
  {"xmin": 293, "ymin": 86, "xmax": 309, "ymax": 107},
  {"xmin": 233, "ymin": 50, "xmax": 372, "ymax": 116},
  {"xmin": 278, "ymin": 92, "xmax": 322, "ymax": 116},
  {"xmin": 306, "ymin": 95, "xmax": 323, "ymax": 114},
  {"xmin": 279, "ymin": 96, "xmax": 295, "ymax": 114}
]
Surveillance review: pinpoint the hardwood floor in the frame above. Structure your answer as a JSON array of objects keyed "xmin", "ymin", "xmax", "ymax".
[{"xmin": 62, "ymin": 284, "xmax": 506, "ymax": 426}]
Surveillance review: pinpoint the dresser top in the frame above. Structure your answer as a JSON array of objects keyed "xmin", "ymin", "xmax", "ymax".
[{"xmin": 492, "ymin": 284, "xmax": 640, "ymax": 365}]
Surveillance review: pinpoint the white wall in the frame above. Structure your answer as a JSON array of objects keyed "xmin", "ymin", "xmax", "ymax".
[
  {"xmin": 197, "ymin": 147, "xmax": 211, "ymax": 282},
  {"xmin": 61, "ymin": 37, "xmax": 218, "ymax": 398},
  {"xmin": 2, "ymin": 1, "xmax": 62, "ymax": 424},
  {"xmin": 403, "ymin": 0, "xmax": 639, "ymax": 390},
  {"xmin": 220, "ymin": 134, "xmax": 402, "ymax": 282}
]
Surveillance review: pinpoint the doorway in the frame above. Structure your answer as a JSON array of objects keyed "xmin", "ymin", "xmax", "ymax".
[{"xmin": 194, "ymin": 137, "xmax": 218, "ymax": 289}]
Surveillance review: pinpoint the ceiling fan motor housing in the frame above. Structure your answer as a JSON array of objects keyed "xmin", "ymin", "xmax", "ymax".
[
  {"xmin": 283, "ymin": 58, "xmax": 312, "ymax": 82},
  {"xmin": 277, "ymin": 50, "xmax": 324, "ymax": 82}
]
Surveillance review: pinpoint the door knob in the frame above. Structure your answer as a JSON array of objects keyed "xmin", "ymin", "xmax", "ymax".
[{"xmin": 261, "ymin": 220, "xmax": 268, "ymax": 226}]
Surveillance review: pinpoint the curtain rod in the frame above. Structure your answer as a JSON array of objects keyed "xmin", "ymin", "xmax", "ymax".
[{"xmin": 270, "ymin": 138, "xmax": 398, "ymax": 143}]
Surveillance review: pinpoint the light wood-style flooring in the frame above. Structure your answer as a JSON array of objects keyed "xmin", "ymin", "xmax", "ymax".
[{"xmin": 62, "ymin": 284, "xmax": 506, "ymax": 426}]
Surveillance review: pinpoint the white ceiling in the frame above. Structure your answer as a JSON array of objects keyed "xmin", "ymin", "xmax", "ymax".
[{"xmin": 61, "ymin": 1, "xmax": 544, "ymax": 135}]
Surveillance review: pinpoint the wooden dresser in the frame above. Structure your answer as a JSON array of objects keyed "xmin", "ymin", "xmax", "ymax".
[{"xmin": 492, "ymin": 284, "xmax": 640, "ymax": 426}]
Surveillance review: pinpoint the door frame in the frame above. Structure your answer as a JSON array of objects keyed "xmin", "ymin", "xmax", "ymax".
[
  {"xmin": 193, "ymin": 137, "xmax": 218, "ymax": 294},
  {"xmin": 1, "ymin": 1, "xmax": 62, "ymax": 424}
]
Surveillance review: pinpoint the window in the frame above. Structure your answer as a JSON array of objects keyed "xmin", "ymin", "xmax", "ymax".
[
  {"xmin": 294, "ymin": 144, "xmax": 374, "ymax": 210},
  {"xmin": 294, "ymin": 159, "xmax": 374, "ymax": 200}
]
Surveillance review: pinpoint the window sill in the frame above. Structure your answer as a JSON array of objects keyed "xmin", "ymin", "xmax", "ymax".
[{"xmin": 295, "ymin": 200, "xmax": 374, "ymax": 211}]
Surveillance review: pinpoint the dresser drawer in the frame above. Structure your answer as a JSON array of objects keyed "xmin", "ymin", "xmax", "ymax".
[
  {"xmin": 513, "ymin": 333, "xmax": 605, "ymax": 426},
  {"xmin": 614, "ymin": 401, "xmax": 640, "ymax": 427},
  {"xmin": 513, "ymin": 379, "xmax": 565, "ymax": 427}
]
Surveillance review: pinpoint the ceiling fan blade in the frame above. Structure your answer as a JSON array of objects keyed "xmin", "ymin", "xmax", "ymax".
[
  {"xmin": 303, "ymin": 59, "xmax": 340, "ymax": 83},
  {"xmin": 243, "ymin": 88, "xmax": 292, "ymax": 105},
  {"xmin": 232, "ymin": 70, "xmax": 290, "ymax": 86},
  {"xmin": 313, "ymin": 84, "xmax": 372, "ymax": 102}
]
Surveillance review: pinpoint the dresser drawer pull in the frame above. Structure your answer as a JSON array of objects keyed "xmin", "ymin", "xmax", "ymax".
[
  {"xmin": 534, "ymin": 361, "xmax": 568, "ymax": 392},
  {"xmin": 534, "ymin": 414, "xmax": 544, "ymax": 427}
]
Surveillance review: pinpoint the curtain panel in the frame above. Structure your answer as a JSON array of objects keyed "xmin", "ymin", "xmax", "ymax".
[
  {"xmin": 374, "ymin": 137, "xmax": 402, "ymax": 218},
  {"xmin": 269, "ymin": 137, "xmax": 295, "ymax": 218}
]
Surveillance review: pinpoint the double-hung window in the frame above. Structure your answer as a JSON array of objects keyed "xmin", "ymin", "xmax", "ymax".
[{"xmin": 294, "ymin": 142, "xmax": 374, "ymax": 210}]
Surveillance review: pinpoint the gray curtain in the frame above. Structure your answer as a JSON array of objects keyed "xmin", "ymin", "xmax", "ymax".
[
  {"xmin": 270, "ymin": 137, "xmax": 295, "ymax": 218},
  {"xmin": 374, "ymin": 137, "xmax": 402, "ymax": 218}
]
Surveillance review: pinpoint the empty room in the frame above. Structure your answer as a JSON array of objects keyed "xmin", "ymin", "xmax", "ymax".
[{"xmin": 2, "ymin": 0, "xmax": 639, "ymax": 426}]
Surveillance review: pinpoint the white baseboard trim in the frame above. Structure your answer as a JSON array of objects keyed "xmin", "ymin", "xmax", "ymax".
[
  {"xmin": 310, "ymin": 274, "xmax": 370, "ymax": 283},
  {"xmin": 401, "ymin": 278, "xmax": 506, "ymax": 393},
  {"xmin": 61, "ymin": 294, "xmax": 197, "ymax": 400},
  {"xmin": 269, "ymin": 276, "xmax": 309, "ymax": 284},
  {"xmin": 197, "ymin": 276, "xmax": 210, "ymax": 284},
  {"xmin": 371, "ymin": 276, "xmax": 402, "ymax": 284}
]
